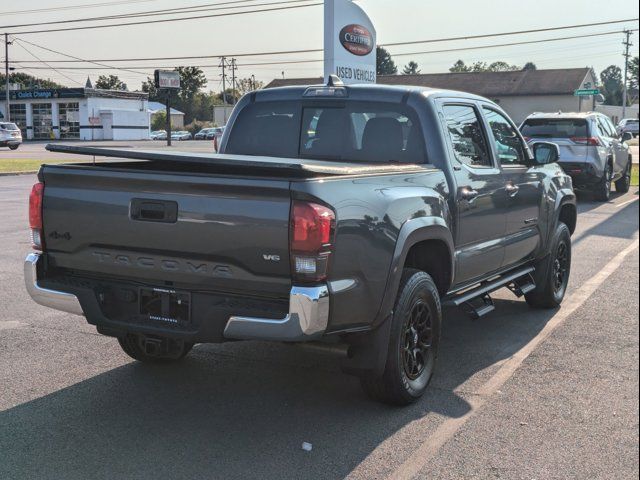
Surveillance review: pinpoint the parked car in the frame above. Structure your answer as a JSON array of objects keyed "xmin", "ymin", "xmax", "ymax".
[
  {"xmin": 0, "ymin": 122, "xmax": 22, "ymax": 150},
  {"xmin": 194, "ymin": 128, "xmax": 215, "ymax": 140},
  {"xmin": 149, "ymin": 130, "xmax": 166, "ymax": 140},
  {"xmin": 26, "ymin": 79, "xmax": 576, "ymax": 405},
  {"xmin": 520, "ymin": 112, "xmax": 632, "ymax": 201},
  {"xmin": 206, "ymin": 126, "xmax": 225, "ymax": 140},
  {"xmin": 616, "ymin": 118, "xmax": 639, "ymax": 138},
  {"xmin": 171, "ymin": 130, "xmax": 192, "ymax": 141}
]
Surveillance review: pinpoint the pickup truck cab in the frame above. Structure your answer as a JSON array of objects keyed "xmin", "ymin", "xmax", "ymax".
[{"xmin": 25, "ymin": 79, "xmax": 576, "ymax": 405}]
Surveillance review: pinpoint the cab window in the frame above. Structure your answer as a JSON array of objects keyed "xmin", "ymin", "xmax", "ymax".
[
  {"xmin": 442, "ymin": 105, "xmax": 492, "ymax": 168},
  {"xmin": 482, "ymin": 108, "xmax": 528, "ymax": 166}
]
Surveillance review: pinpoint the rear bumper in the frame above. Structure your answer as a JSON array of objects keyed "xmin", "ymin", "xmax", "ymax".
[
  {"xmin": 0, "ymin": 139, "xmax": 21, "ymax": 146},
  {"xmin": 223, "ymin": 286, "xmax": 329, "ymax": 341},
  {"xmin": 559, "ymin": 162, "xmax": 603, "ymax": 189},
  {"xmin": 24, "ymin": 253, "xmax": 84, "ymax": 316},
  {"xmin": 24, "ymin": 252, "xmax": 329, "ymax": 342}
]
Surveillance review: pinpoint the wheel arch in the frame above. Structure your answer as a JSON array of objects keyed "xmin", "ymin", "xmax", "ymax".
[{"xmin": 374, "ymin": 217, "xmax": 454, "ymax": 327}]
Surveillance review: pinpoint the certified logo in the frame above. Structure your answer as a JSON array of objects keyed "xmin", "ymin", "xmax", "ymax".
[{"xmin": 339, "ymin": 24, "xmax": 374, "ymax": 56}]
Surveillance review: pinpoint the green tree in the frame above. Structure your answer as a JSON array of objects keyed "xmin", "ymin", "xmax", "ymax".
[
  {"xmin": 449, "ymin": 60, "xmax": 471, "ymax": 72},
  {"xmin": 449, "ymin": 60, "xmax": 531, "ymax": 73},
  {"xmin": 628, "ymin": 56, "xmax": 639, "ymax": 104},
  {"xmin": 151, "ymin": 110, "xmax": 170, "ymax": 131},
  {"xmin": 141, "ymin": 76, "xmax": 159, "ymax": 100},
  {"xmin": 237, "ymin": 77, "xmax": 264, "ymax": 95},
  {"xmin": 175, "ymin": 66, "xmax": 207, "ymax": 103},
  {"xmin": 95, "ymin": 74, "xmax": 127, "ymax": 90},
  {"xmin": 376, "ymin": 46, "xmax": 397, "ymax": 75},
  {"xmin": 600, "ymin": 65, "xmax": 624, "ymax": 105},
  {"xmin": 0, "ymin": 72, "xmax": 64, "ymax": 89},
  {"xmin": 402, "ymin": 61, "xmax": 420, "ymax": 75},
  {"xmin": 486, "ymin": 61, "xmax": 520, "ymax": 72}
]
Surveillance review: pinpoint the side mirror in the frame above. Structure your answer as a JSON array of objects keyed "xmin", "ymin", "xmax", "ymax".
[
  {"xmin": 531, "ymin": 141, "xmax": 560, "ymax": 165},
  {"xmin": 621, "ymin": 132, "xmax": 633, "ymax": 143}
]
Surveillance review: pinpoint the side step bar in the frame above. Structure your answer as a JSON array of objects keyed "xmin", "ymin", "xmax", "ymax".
[{"xmin": 444, "ymin": 266, "xmax": 535, "ymax": 319}]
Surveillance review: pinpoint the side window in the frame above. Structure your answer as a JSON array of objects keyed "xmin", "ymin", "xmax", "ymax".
[
  {"xmin": 603, "ymin": 117, "xmax": 619, "ymax": 138},
  {"xmin": 442, "ymin": 105, "xmax": 492, "ymax": 168},
  {"xmin": 597, "ymin": 117, "xmax": 614, "ymax": 138},
  {"xmin": 482, "ymin": 108, "xmax": 528, "ymax": 166}
]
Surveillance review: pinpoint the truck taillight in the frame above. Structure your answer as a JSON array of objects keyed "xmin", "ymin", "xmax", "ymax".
[
  {"xmin": 29, "ymin": 182, "xmax": 44, "ymax": 250},
  {"xmin": 570, "ymin": 136, "xmax": 600, "ymax": 146},
  {"xmin": 290, "ymin": 200, "xmax": 335, "ymax": 283}
]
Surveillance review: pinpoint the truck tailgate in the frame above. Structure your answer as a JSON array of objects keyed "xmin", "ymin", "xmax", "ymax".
[{"xmin": 41, "ymin": 165, "xmax": 292, "ymax": 297}]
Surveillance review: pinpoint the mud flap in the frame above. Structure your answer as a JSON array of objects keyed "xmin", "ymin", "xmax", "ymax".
[{"xmin": 340, "ymin": 314, "xmax": 394, "ymax": 377}]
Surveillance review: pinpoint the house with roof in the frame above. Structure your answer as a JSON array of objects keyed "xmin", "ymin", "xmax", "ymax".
[
  {"xmin": 265, "ymin": 68, "xmax": 600, "ymax": 124},
  {"xmin": 148, "ymin": 101, "xmax": 185, "ymax": 129}
]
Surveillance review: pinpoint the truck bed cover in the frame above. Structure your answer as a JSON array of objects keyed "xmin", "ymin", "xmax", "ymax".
[{"xmin": 46, "ymin": 144, "xmax": 429, "ymax": 177}]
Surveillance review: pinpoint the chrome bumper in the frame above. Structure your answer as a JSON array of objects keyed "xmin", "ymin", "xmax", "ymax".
[
  {"xmin": 24, "ymin": 253, "xmax": 84, "ymax": 316},
  {"xmin": 223, "ymin": 285, "xmax": 330, "ymax": 341},
  {"xmin": 24, "ymin": 253, "xmax": 329, "ymax": 341}
]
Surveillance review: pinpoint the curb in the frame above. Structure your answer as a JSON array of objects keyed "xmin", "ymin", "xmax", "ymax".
[{"xmin": 0, "ymin": 171, "xmax": 38, "ymax": 177}]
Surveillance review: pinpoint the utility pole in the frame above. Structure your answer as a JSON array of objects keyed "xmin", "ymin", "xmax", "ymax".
[
  {"xmin": 219, "ymin": 56, "xmax": 228, "ymax": 106},
  {"xmin": 251, "ymin": 74, "xmax": 256, "ymax": 91},
  {"xmin": 4, "ymin": 33, "xmax": 10, "ymax": 122},
  {"xmin": 230, "ymin": 58, "xmax": 237, "ymax": 104},
  {"xmin": 622, "ymin": 29, "xmax": 632, "ymax": 119}
]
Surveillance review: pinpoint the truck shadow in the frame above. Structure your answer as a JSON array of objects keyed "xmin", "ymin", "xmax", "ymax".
[{"xmin": 0, "ymin": 298, "xmax": 556, "ymax": 480}]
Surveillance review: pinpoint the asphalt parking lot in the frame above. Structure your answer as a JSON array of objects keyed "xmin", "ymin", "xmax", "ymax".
[{"xmin": 0, "ymin": 173, "xmax": 638, "ymax": 479}]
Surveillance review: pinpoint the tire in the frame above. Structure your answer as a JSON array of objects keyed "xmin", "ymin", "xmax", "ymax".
[
  {"xmin": 360, "ymin": 269, "xmax": 442, "ymax": 406},
  {"xmin": 9, "ymin": 144, "xmax": 19, "ymax": 150},
  {"xmin": 615, "ymin": 159, "xmax": 632, "ymax": 194},
  {"xmin": 594, "ymin": 162, "xmax": 612, "ymax": 202},
  {"xmin": 118, "ymin": 334, "xmax": 193, "ymax": 363},
  {"xmin": 525, "ymin": 222, "xmax": 572, "ymax": 309}
]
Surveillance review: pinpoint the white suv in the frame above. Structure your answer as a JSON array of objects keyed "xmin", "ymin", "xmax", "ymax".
[{"xmin": 0, "ymin": 122, "xmax": 22, "ymax": 150}]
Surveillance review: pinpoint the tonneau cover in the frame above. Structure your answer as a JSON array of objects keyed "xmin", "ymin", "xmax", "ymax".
[{"xmin": 45, "ymin": 144, "xmax": 427, "ymax": 177}]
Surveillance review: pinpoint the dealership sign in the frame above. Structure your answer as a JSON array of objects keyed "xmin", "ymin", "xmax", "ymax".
[
  {"xmin": 154, "ymin": 70, "xmax": 181, "ymax": 90},
  {"xmin": 324, "ymin": 0, "xmax": 376, "ymax": 85}
]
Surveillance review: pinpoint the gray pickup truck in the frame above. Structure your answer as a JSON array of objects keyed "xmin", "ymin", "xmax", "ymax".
[{"xmin": 25, "ymin": 78, "xmax": 576, "ymax": 405}]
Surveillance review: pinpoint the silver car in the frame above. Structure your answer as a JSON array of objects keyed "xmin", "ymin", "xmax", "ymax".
[
  {"xmin": 0, "ymin": 122, "xmax": 22, "ymax": 150},
  {"xmin": 617, "ymin": 118, "xmax": 639, "ymax": 138},
  {"xmin": 520, "ymin": 112, "xmax": 632, "ymax": 201}
]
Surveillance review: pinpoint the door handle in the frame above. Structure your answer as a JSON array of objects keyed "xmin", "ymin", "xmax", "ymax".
[
  {"xmin": 459, "ymin": 187, "xmax": 479, "ymax": 201},
  {"xmin": 505, "ymin": 183, "xmax": 520, "ymax": 197}
]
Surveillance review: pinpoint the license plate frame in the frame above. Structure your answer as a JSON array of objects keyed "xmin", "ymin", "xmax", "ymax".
[{"xmin": 139, "ymin": 287, "xmax": 191, "ymax": 325}]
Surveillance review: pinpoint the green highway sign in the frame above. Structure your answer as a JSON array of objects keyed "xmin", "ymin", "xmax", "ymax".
[{"xmin": 574, "ymin": 89, "xmax": 600, "ymax": 96}]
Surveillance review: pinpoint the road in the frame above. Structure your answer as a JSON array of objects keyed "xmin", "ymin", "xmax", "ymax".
[{"xmin": 0, "ymin": 174, "xmax": 638, "ymax": 480}]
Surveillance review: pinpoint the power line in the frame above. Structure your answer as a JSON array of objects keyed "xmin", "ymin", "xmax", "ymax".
[
  {"xmin": 11, "ymin": 39, "xmax": 81, "ymax": 85},
  {"xmin": 9, "ymin": 2, "xmax": 323, "ymax": 35},
  {"xmin": 382, "ymin": 18, "xmax": 639, "ymax": 47},
  {"xmin": 389, "ymin": 29, "xmax": 639, "ymax": 58},
  {"xmin": 0, "ymin": 0, "xmax": 316, "ymax": 30},
  {"xmin": 11, "ymin": 28, "xmax": 637, "ymax": 67},
  {"xmin": 2, "ymin": 0, "xmax": 160, "ymax": 16},
  {"xmin": 12, "ymin": 37, "xmax": 150, "ymax": 77}
]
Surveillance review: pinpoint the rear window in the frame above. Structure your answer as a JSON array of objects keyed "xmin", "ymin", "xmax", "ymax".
[
  {"xmin": 226, "ymin": 100, "xmax": 427, "ymax": 163},
  {"xmin": 520, "ymin": 119, "xmax": 588, "ymax": 138},
  {"xmin": 0, "ymin": 122, "xmax": 19, "ymax": 131}
]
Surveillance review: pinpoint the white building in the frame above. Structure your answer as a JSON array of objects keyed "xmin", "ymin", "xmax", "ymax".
[
  {"xmin": 266, "ymin": 68, "xmax": 601, "ymax": 124},
  {"xmin": 0, "ymin": 87, "xmax": 149, "ymax": 141}
]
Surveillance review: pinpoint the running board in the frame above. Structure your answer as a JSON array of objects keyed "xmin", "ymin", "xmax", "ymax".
[{"xmin": 444, "ymin": 266, "xmax": 535, "ymax": 318}]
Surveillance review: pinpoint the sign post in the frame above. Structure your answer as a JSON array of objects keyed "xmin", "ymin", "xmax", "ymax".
[
  {"xmin": 324, "ymin": 0, "xmax": 376, "ymax": 85},
  {"xmin": 154, "ymin": 70, "xmax": 181, "ymax": 146}
]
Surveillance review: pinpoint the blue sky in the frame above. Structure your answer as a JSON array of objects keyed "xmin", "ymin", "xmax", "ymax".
[{"xmin": 3, "ymin": 0, "xmax": 639, "ymax": 90}]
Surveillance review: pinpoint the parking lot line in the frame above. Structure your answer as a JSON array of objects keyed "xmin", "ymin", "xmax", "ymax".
[
  {"xmin": 616, "ymin": 196, "xmax": 639, "ymax": 208},
  {"xmin": 386, "ymin": 238, "xmax": 639, "ymax": 480}
]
